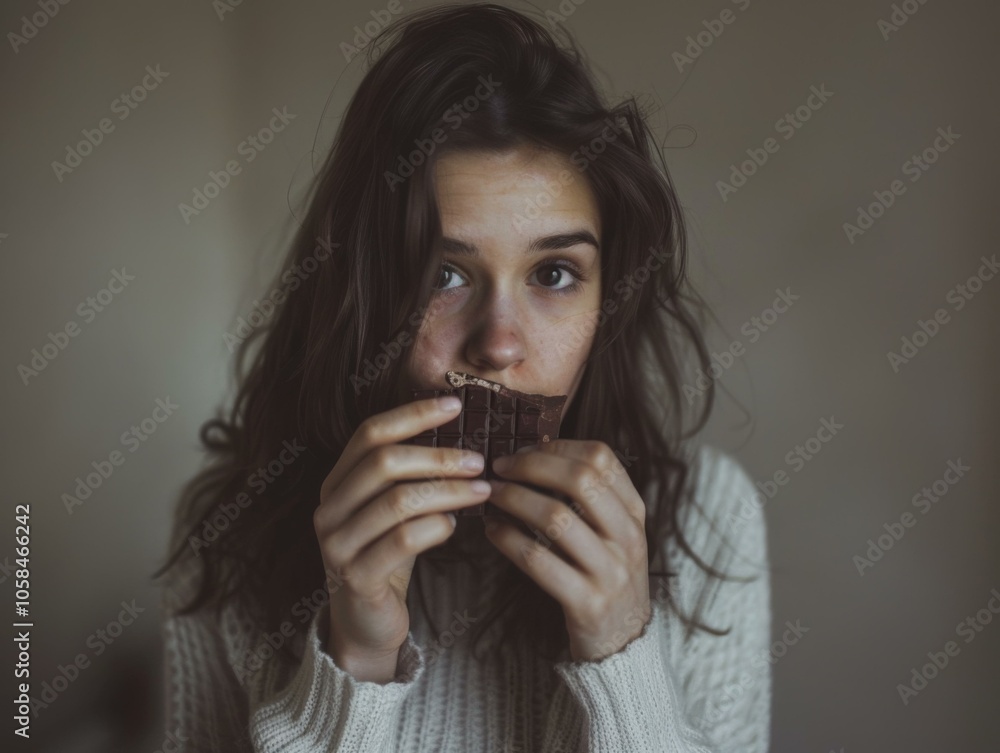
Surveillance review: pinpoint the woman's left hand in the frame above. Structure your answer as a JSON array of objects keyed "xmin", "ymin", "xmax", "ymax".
[{"xmin": 484, "ymin": 439, "xmax": 652, "ymax": 662}]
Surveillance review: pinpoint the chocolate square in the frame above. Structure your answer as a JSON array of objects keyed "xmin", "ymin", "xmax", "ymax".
[{"xmin": 402, "ymin": 371, "xmax": 567, "ymax": 516}]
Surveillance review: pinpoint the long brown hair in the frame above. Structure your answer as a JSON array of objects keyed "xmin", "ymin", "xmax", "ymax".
[{"xmin": 153, "ymin": 2, "xmax": 745, "ymax": 667}]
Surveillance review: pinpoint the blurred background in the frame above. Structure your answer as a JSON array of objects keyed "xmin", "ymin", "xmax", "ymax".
[{"xmin": 2, "ymin": 0, "xmax": 998, "ymax": 750}]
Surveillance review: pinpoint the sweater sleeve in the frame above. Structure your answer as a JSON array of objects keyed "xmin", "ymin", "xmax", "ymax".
[
  {"xmin": 161, "ymin": 559, "xmax": 426, "ymax": 753},
  {"xmin": 551, "ymin": 599, "xmax": 715, "ymax": 752},
  {"xmin": 547, "ymin": 446, "xmax": 772, "ymax": 753}
]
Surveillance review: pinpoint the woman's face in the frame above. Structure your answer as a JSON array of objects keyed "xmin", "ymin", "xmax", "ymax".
[{"xmin": 402, "ymin": 146, "xmax": 603, "ymax": 419}]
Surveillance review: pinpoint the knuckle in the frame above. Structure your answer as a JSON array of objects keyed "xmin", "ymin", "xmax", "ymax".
[
  {"xmin": 369, "ymin": 445, "xmax": 395, "ymax": 476},
  {"xmin": 575, "ymin": 463, "xmax": 602, "ymax": 494},
  {"xmin": 582, "ymin": 440, "xmax": 612, "ymax": 470},
  {"xmin": 392, "ymin": 522, "xmax": 420, "ymax": 552},
  {"xmin": 356, "ymin": 417, "xmax": 382, "ymax": 446},
  {"xmin": 542, "ymin": 505, "xmax": 573, "ymax": 536}
]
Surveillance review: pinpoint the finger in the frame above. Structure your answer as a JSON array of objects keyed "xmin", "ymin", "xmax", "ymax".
[
  {"xmin": 319, "ymin": 479, "xmax": 491, "ymax": 560},
  {"xmin": 316, "ymin": 443, "xmax": 486, "ymax": 530},
  {"xmin": 322, "ymin": 395, "xmax": 464, "ymax": 495},
  {"xmin": 492, "ymin": 442, "xmax": 639, "ymax": 543},
  {"xmin": 529, "ymin": 439, "xmax": 646, "ymax": 522},
  {"xmin": 484, "ymin": 515, "xmax": 591, "ymax": 608},
  {"xmin": 352, "ymin": 512, "xmax": 458, "ymax": 590},
  {"xmin": 488, "ymin": 480, "xmax": 618, "ymax": 579}
]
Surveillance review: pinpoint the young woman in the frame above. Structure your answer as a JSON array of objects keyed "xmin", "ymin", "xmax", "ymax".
[{"xmin": 154, "ymin": 4, "xmax": 772, "ymax": 752}]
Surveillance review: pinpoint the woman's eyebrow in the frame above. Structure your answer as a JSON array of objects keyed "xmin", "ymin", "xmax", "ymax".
[{"xmin": 440, "ymin": 230, "xmax": 600, "ymax": 256}]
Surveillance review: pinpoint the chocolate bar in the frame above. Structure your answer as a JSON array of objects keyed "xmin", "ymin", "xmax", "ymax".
[{"xmin": 403, "ymin": 371, "xmax": 567, "ymax": 516}]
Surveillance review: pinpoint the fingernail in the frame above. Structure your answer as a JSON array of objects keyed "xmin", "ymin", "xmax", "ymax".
[
  {"xmin": 447, "ymin": 512, "xmax": 457, "ymax": 527},
  {"xmin": 470, "ymin": 479, "xmax": 491, "ymax": 493},
  {"xmin": 461, "ymin": 453, "xmax": 485, "ymax": 471},
  {"xmin": 515, "ymin": 444, "xmax": 537, "ymax": 454},
  {"xmin": 438, "ymin": 396, "xmax": 462, "ymax": 411}
]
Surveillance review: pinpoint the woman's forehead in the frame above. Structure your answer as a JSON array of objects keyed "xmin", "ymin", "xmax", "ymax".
[{"xmin": 432, "ymin": 148, "xmax": 601, "ymax": 243}]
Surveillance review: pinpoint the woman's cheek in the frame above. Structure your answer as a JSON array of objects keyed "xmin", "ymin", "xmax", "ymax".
[
  {"xmin": 413, "ymin": 314, "xmax": 464, "ymax": 366},
  {"xmin": 543, "ymin": 305, "xmax": 600, "ymax": 355}
]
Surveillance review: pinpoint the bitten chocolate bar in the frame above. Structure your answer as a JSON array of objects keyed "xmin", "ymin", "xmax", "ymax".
[{"xmin": 403, "ymin": 370, "xmax": 567, "ymax": 516}]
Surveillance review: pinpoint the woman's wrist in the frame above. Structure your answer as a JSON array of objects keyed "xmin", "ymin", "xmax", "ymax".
[{"xmin": 325, "ymin": 639, "xmax": 401, "ymax": 684}]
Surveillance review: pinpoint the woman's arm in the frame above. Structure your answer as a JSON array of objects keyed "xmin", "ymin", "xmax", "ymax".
[{"xmin": 543, "ymin": 446, "xmax": 772, "ymax": 753}]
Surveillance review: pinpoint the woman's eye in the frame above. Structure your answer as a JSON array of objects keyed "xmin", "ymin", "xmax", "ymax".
[
  {"xmin": 533, "ymin": 262, "xmax": 583, "ymax": 291},
  {"xmin": 431, "ymin": 261, "xmax": 585, "ymax": 295},
  {"xmin": 433, "ymin": 264, "xmax": 466, "ymax": 291}
]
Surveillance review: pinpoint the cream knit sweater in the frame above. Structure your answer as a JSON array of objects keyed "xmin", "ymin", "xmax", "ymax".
[{"xmin": 160, "ymin": 445, "xmax": 772, "ymax": 752}]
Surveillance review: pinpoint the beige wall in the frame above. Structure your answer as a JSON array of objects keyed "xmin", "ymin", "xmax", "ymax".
[{"xmin": 3, "ymin": 0, "xmax": 997, "ymax": 750}]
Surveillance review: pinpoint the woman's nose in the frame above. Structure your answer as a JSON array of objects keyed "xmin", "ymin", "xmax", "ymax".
[{"xmin": 462, "ymin": 297, "xmax": 527, "ymax": 374}]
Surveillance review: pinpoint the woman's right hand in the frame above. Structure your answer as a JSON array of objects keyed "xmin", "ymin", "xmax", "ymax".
[{"xmin": 313, "ymin": 395, "xmax": 489, "ymax": 681}]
